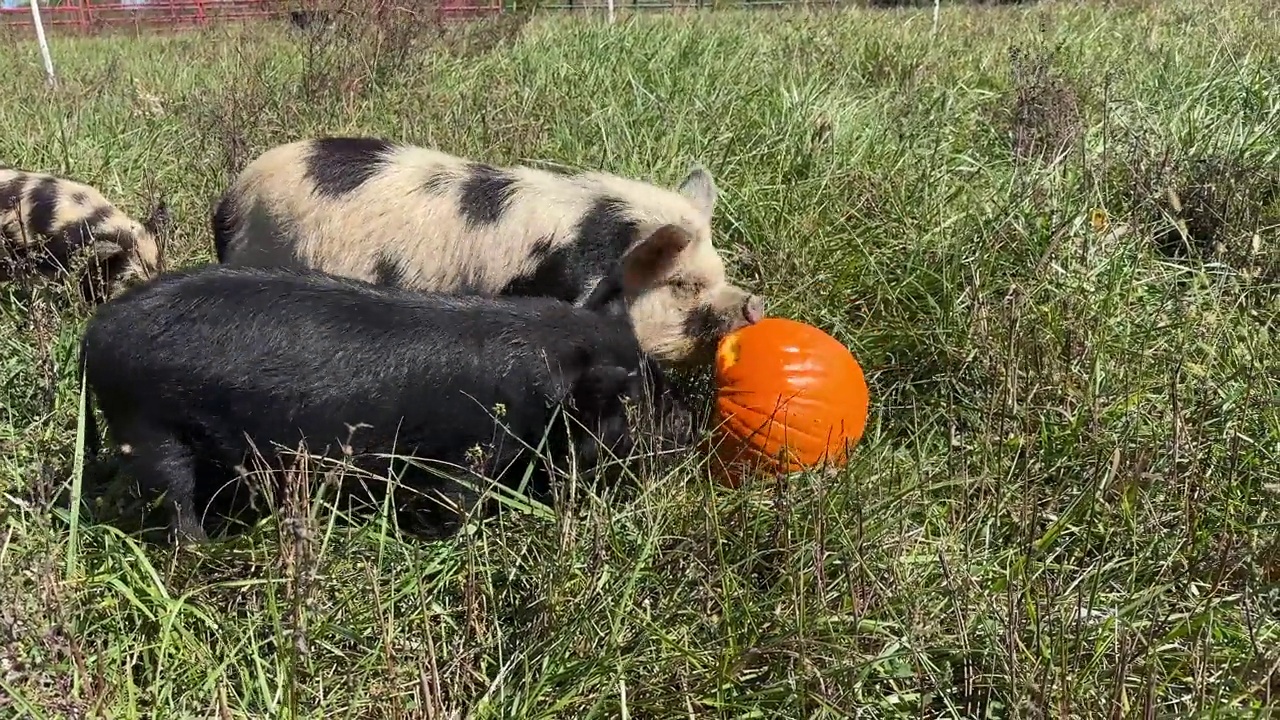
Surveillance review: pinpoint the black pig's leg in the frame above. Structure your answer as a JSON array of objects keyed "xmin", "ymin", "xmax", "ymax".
[{"xmin": 123, "ymin": 427, "xmax": 209, "ymax": 544}]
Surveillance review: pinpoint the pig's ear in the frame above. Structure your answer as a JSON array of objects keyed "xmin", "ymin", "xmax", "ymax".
[
  {"xmin": 675, "ymin": 165, "xmax": 717, "ymax": 221},
  {"xmin": 571, "ymin": 364, "xmax": 634, "ymax": 414},
  {"xmin": 90, "ymin": 240, "xmax": 125, "ymax": 261},
  {"xmin": 619, "ymin": 223, "xmax": 691, "ymax": 295},
  {"xmin": 142, "ymin": 197, "xmax": 172, "ymax": 238}
]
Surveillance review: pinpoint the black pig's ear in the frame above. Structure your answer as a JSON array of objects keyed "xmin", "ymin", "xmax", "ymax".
[
  {"xmin": 570, "ymin": 364, "xmax": 635, "ymax": 414},
  {"xmin": 578, "ymin": 270, "xmax": 624, "ymax": 314}
]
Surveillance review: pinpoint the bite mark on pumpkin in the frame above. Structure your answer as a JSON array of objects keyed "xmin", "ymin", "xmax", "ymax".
[{"xmin": 717, "ymin": 334, "xmax": 741, "ymax": 370}]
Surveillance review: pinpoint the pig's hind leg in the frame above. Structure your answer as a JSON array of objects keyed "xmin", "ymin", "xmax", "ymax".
[{"xmin": 119, "ymin": 424, "xmax": 210, "ymax": 545}]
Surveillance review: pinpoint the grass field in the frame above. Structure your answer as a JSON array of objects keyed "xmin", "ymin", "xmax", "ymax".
[{"xmin": 2, "ymin": 0, "xmax": 1279, "ymax": 716}]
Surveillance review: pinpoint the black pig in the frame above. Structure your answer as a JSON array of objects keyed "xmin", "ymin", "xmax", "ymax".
[{"xmin": 78, "ymin": 262, "xmax": 694, "ymax": 543}]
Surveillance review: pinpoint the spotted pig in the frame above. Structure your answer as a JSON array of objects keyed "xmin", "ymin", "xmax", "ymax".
[
  {"xmin": 211, "ymin": 137, "xmax": 765, "ymax": 366},
  {"xmin": 0, "ymin": 167, "xmax": 168, "ymax": 302}
]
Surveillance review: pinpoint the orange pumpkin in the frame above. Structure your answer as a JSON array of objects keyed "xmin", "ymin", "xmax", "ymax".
[{"xmin": 709, "ymin": 317, "xmax": 869, "ymax": 483}]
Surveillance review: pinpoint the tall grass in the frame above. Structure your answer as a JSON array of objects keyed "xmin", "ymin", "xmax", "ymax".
[{"xmin": 1, "ymin": 0, "xmax": 1278, "ymax": 716}]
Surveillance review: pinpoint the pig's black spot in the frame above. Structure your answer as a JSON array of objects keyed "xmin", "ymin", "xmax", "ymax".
[
  {"xmin": 372, "ymin": 254, "xmax": 405, "ymax": 286},
  {"xmin": 61, "ymin": 206, "xmax": 118, "ymax": 251},
  {"xmin": 574, "ymin": 197, "xmax": 637, "ymax": 264},
  {"xmin": 0, "ymin": 176, "xmax": 26, "ymax": 214},
  {"xmin": 421, "ymin": 171, "xmax": 454, "ymax": 196},
  {"xmin": 681, "ymin": 304, "xmax": 723, "ymax": 342},
  {"xmin": 26, "ymin": 178, "xmax": 62, "ymax": 237},
  {"xmin": 501, "ymin": 238, "xmax": 577, "ymax": 301},
  {"xmin": 218, "ymin": 201, "xmax": 306, "ymax": 268},
  {"xmin": 211, "ymin": 193, "xmax": 241, "ymax": 261},
  {"xmin": 306, "ymin": 137, "xmax": 394, "ymax": 198},
  {"xmin": 528, "ymin": 236, "xmax": 554, "ymax": 257},
  {"xmin": 84, "ymin": 206, "xmax": 116, "ymax": 228},
  {"xmin": 500, "ymin": 198, "xmax": 639, "ymax": 304},
  {"xmin": 458, "ymin": 163, "xmax": 517, "ymax": 226}
]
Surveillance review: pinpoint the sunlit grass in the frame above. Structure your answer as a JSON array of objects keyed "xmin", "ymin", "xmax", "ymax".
[{"xmin": 1, "ymin": 0, "xmax": 1278, "ymax": 716}]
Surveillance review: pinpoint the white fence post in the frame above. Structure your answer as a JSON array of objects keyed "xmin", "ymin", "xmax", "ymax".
[{"xmin": 30, "ymin": 0, "xmax": 58, "ymax": 89}]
